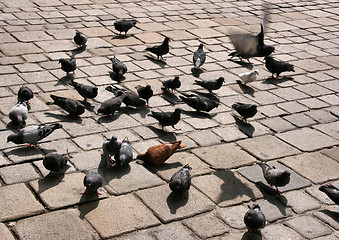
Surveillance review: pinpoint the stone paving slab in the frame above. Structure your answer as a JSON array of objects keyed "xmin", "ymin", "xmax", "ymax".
[
  {"xmin": 0, "ymin": 223, "xmax": 15, "ymax": 240},
  {"xmin": 262, "ymin": 224, "xmax": 304, "ymax": 240},
  {"xmin": 151, "ymin": 223, "xmax": 196, "ymax": 240}
]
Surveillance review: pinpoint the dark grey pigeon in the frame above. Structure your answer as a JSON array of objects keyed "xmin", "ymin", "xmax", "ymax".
[
  {"xmin": 59, "ymin": 57, "xmax": 76, "ymax": 75},
  {"xmin": 97, "ymin": 92, "xmax": 125, "ymax": 116},
  {"xmin": 232, "ymin": 102, "xmax": 257, "ymax": 123},
  {"xmin": 7, "ymin": 123, "xmax": 62, "ymax": 147},
  {"xmin": 102, "ymin": 136, "xmax": 122, "ymax": 167},
  {"xmin": 114, "ymin": 138, "xmax": 133, "ymax": 167},
  {"xmin": 50, "ymin": 95, "xmax": 85, "ymax": 117},
  {"xmin": 135, "ymin": 84, "xmax": 153, "ymax": 108},
  {"xmin": 265, "ymin": 56, "xmax": 294, "ymax": 79},
  {"xmin": 73, "ymin": 31, "xmax": 87, "ymax": 49},
  {"xmin": 18, "ymin": 86, "xmax": 33, "ymax": 103},
  {"xmin": 148, "ymin": 108, "xmax": 182, "ymax": 131},
  {"xmin": 83, "ymin": 172, "xmax": 103, "ymax": 195},
  {"xmin": 194, "ymin": 77, "xmax": 225, "ymax": 94},
  {"xmin": 180, "ymin": 92, "xmax": 219, "ymax": 112},
  {"xmin": 193, "ymin": 43, "xmax": 206, "ymax": 69},
  {"xmin": 244, "ymin": 204, "xmax": 266, "ymax": 239},
  {"xmin": 111, "ymin": 56, "xmax": 127, "ymax": 79},
  {"xmin": 9, "ymin": 102, "xmax": 28, "ymax": 126},
  {"xmin": 319, "ymin": 184, "xmax": 339, "ymax": 205},
  {"xmin": 69, "ymin": 81, "xmax": 98, "ymax": 101},
  {"xmin": 162, "ymin": 76, "xmax": 181, "ymax": 93},
  {"xmin": 105, "ymin": 85, "xmax": 145, "ymax": 108},
  {"xmin": 169, "ymin": 164, "xmax": 192, "ymax": 197},
  {"xmin": 258, "ymin": 162, "xmax": 290, "ymax": 194},
  {"xmin": 114, "ymin": 19, "xmax": 137, "ymax": 35},
  {"xmin": 43, "ymin": 152, "xmax": 71, "ymax": 178},
  {"xmin": 145, "ymin": 37, "xmax": 170, "ymax": 60}
]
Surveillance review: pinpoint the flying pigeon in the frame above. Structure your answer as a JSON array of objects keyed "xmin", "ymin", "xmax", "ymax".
[
  {"xmin": 97, "ymin": 92, "xmax": 125, "ymax": 117},
  {"xmin": 193, "ymin": 43, "xmax": 206, "ymax": 69},
  {"xmin": 265, "ymin": 56, "xmax": 295, "ymax": 79},
  {"xmin": 9, "ymin": 102, "xmax": 28, "ymax": 126},
  {"xmin": 73, "ymin": 31, "xmax": 87, "ymax": 49},
  {"xmin": 238, "ymin": 70, "xmax": 259, "ymax": 85},
  {"xmin": 169, "ymin": 164, "xmax": 192, "ymax": 197},
  {"xmin": 135, "ymin": 84, "xmax": 153, "ymax": 108},
  {"xmin": 232, "ymin": 102, "xmax": 257, "ymax": 123},
  {"xmin": 105, "ymin": 85, "xmax": 145, "ymax": 108},
  {"xmin": 114, "ymin": 19, "xmax": 137, "ymax": 35},
  {"xmin": 68, "ymin": 81, "xmax": 98, "ymax": 101},
  {"xmin": 162, "ymin": 76, "xmax": 181, "ymax": 93},
  {"xmin": 194, "ymin": 77, "xmax": 225, "ymax": 94},
  {"xmin": 258, "ymin": 162, "xmax": 290, "ymax": 194},
  {"xmin": 83, "ymin": 172, "xmax": 103, "ymax": 196},
  {"xmin": 145, "ymin": 37, "xmax": 170, "ymax": 60},
  {"xmin": 50, "ymin": 95, "xmax": 85, "ymax": 117},
  {"xmin": 137, "ymin": 141, "xmax": 186, "ymax": 165},
  {"xmin": 7, "ymin": 123, "xmax": 62, "ymax": 147},
  {"xmin": 102, "ymin": 136, "xmax": 122, "ymax": 167},
  {"xmin": 113, "ymin": 138, "xmax": 133, "ymax": 167},
  {"xmin": 59, "ymin": 57, "xmax": 76, "ymax": 75},
  {"xmin": 43, "ymin": 152, "xmax": 71, "ymax": 178},
  {"xmin": 244, "ymin": 204, "xmax": 266, "ymax": 240},
  {"xmin": 319, "ymin": 184, "xmax": 339, "ymax": 205},
  {"xmin": 111, "ymin": 56, "xmax": 127, "ymax": 79},
  {"xmin": 148, "ymin": 108, "xmax": 182, "ymax": 131},
  {"xmin": 180, "ymin": 92, "xmax": 219, "ymax": 112},
  {"xmin": 18, "ymin": 86, "xmax": 33, "ymax": 104}
]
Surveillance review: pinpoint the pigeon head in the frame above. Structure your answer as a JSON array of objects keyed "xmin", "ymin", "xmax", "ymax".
[
  {"xmin": 198, "ymin": 43, "xmax": 203, "ymax": 49},
  {"xmin": 7, "ymin": 134, "xmax": 21, "ymax": 144},
  {"xmin": 93, "ymin": 87, "xmax": 98, "ymax": 95},
  {"xmin": 164, "ymin": 37, "xmax": 171, "ymax": 43},
  {"xmin": 76, "ymin": 104, "xmax": 85, "ymax": 115},
  {"xmin": 58, "ymin": 58, "xmax": 65, "ymax": 64},
  {"xmin": 262, "ymin": 45, "xmax": 275, "ymax": 57},
  {"xmin": 254, "ymin": 70, "xmax": 259, "ymax": 75},
  {"xmin": 145, "ymin": 84, "xmax": 152, "ymax": 90},
  {"xmin": 218, "ymin": 77, "xmax": 225, "ymax": 83},
  {"xmin": 248, "ymin": 204, "xmax": 261, "ymax": 211},
  {"xmin": 174, "ymin": 108, "xmax": 183, "ymax": 114},
  {"xmin": 183, "ymin": 164, "xmax": 192, "ymax": 170}
]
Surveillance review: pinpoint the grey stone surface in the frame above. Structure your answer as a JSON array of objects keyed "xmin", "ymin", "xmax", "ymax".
[
  {"xmin": 0, "ymin": 223, "xmax": 15, "ymax": 240},
  {"xmin": 283, "ymin": 190, "xmax": 321, "ymax": 213},
  {"xmin": 217, "ymin": 204, "xmax": 248, "ymax": 230},
  {"xmin": 0, "ymin": 162, "xmax": 40, "ymax": 184},
  {"xmin": 151, "ymin": 223, "xmax": 196, "ymax": 240},
  {"xmin": 262, "ymin": 224, "xmax": 304, "ymax": 240},
  {"xmin": 254, "ymin": 198, "xmax": 293, "ymax": 223},
  {"xmin": 313, "ymin": 206, "xmax": 339, "ymax": 230}
]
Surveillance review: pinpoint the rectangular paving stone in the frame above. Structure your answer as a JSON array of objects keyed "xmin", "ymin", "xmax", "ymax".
[
  {"xmin": 217, "ymin": 204, "xmax": 248, "ymax": 230},
  {"xmin": 314, "ymin": 206, "xmax": 339, "ymax": 230},
  {"xmin": 151, "ymin": 223, "xmax": 196, "ymax": 240},
  {"xmin": 14, "ymin": 209, "xmax": 99, "ymax": 240},
  {"xmin": 262, "ymin": 224, "xmax": 304, "ymax": 240},
  {"xmin": 212, "ymin": 125, "xmax": 248, "ymax": 142},
  {"xmin": 280, "ymin": 152, "xmax": 339, "ymax": 184},
  {"xmin": 12, "ymin": 31, "xmax": 53, "ymax": 42},
  {"xmin": 4, "ymin": 146, "xmax": 44, "ymax": 163},
  {"xmin": 69, "ymin": 150, "xmax": 102, "ymax": 171},
  {"xmin": 0, "ymin": 163, "xmax": 40, "ymax": 184},
  {"xmin": 0, "ymin": 42, "xmax": 43, "ymax": 56},
  {"xmin": 62, "ymin": 118, "xmax": 106, "ymax": 137},
  {"xmin": 79, "ymin": 194, "xmax": 160, "ymax": 238},
  {"xmin": 283, "ymin": 190, "xmax": 321, "ymax": 213},
  {"xmin": 0, "ymin": 74, "xmax": 25, "ymax": 87},
  {"xmin": 0, "ymin": 223, "xmax": 15, "ymax": 240},
  {"xmin": 277, "ymin": 128, "xmax": 338, "ymax": 151},
  {"xmin": 136, "ymin": 184, "xmax": 214, "ymax": 223},
  {"xmin": 254, "ymin": 198, "xmax": 293, "ymax": 222},
  {"xmin": 283, "ymin": 113, "xmax": 317, "ymax": 127},
  {"xmin": 0, "ymin": 183, "xmax": 44, "ymax": 221},
  {"xmin": 313, "ymin": 121, "xmax": 339, "ymax": 140},
  {"xmin": 237, "ymin": 135, "xmax": 300, "ymax": 161}
]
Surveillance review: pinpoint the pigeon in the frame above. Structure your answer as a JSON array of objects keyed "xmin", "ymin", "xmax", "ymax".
[
  {"xmin": 102, "ymin": 136, "xmax": 122, "ymax": 167},
  {"xmin": 114, "ymin": 19, "xmax": 137, "ymax": 35},
  {"xmin": 50, "ymin": 95, "xmax": 85, "ymax": 117},
  {"xmin": 238, "ymin": 70, "xmax": 259, "ymax": 85},
  {"xmin": 244, "ymin": 204, "xmax": 266, "ymax": 239},
  {"xmin": 43, "ymin": 152, "xmax": 71, "ymax": 178},
  {"xmin": 137, "ymin": 141, "xmax": 186, "ymax": 165},
  {"xmin": 148, "ymin": 108, "xmax": 182, "ymax": 131},
  {"xmin": 73, "ymin": 31, "xmax": 87, "ymax": 49},
  {"xmin": 162, "ymin": 76, "xmax": 181, "ymax": 93},
  {"xmin": 319, "ymin": 184, "xmax": 339, "ymax": 205},
  {"xmin": 258, "ymin": 162, "xmax": 291, "ymax": 194},
  {"xmin": 180, "ymin": 92, "xmax": 219, "ymax": 112},
  {"xmin": 18, "ymin": 86, "xmax": 33, "ymax": 103},
  {"xmin": 145, "ymin": 37, "xmax": 170, "ymax": 60},
  {"xmin": 232, "ymin": 102, "xmax": 257, "ymax": 123},
  {"xmin": 265, "ymin": 56, "xmax": 295, "ymax": 79},
  {"xmin": 69, "ymin": 81, "xmax": 98, "ymax": 101},
  {"xmin": 169, "ymin": 164, "xmax": 192, "ymax": 197},
  {"xmin": 59, "ymin": 57, "xmax": 76, "ymax": 75},
  {"xmin": 113, "ymin": 138, "xmax": 133, "ymax": 167},
  {"xmin": 194, "ymin": 77, "xmax": 225, "ymax": 94},
  {"xmin": 9, "ymin": 102, "xmax": 28, "ymax": 126},
  {"xmin": 7, "ymin": 123, "xmax": 62, "ymax": 147},
  {"xmin": 229, "ymin": 24, "xmax": 275, "ymax": 63},
  {"xmin": 110, "ymin": 56, "xmax": 127, "ymax": 79},
  {"xmin": 193, "ymin": 43, "xmax": 206, "ymax": 69},
  {"xmin": 83, "ymin": 172, "xmax": 103, "ymax": 195},
  {"xmin": 135, "ymin": 84, "xmax": 153, "ymax": 108},
  {"xmin": 105, "ymin": 85, "xmax": 145, "ymax": 108},
  {"xmin": 97, "ymin": 92, "xmax": 125, "ymax": 116}
]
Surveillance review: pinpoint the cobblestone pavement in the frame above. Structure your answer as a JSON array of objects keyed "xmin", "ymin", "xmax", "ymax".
[{"xmin": 0, "ymin": 0, "xmax": 338, "ymax": 239}]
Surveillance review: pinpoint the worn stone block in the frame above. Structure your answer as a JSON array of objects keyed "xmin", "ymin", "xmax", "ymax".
[
  {"xmin": 313, "ymin": 121, "xmax": 339, "ymax": 140},
  {"xmin": 0, "ymin": 223, "xmax": 15, "ymax": 240},
  {"xmin": 283, "ymin": 190, "xmax": 321, "ymax": 213},
  {"xmin": 69, "ymin": 150, "xmax": 102, "ymax": 171},
  {"xmin": 217, "ymin": 204, "xmax": 248, "ymax": 229},
  {"xmin": 254, "ymin": 198, "xmax": 293, "ymax": 222},
  {"xmin": 262, "ymin": 224, "xmax": 304, "ymax": 240},
  {"xmin": 151, "ymin": 223, "xmax": 195, "ymax": 240},
  {"xmin": 0, "ymin": 163, "xmax": 40, "ymax": 184}
]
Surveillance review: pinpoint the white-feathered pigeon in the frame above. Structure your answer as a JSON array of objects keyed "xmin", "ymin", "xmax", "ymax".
[
  {"xmin": 9, "ymin": 102, "xmax": 28, "ymax": 126},
  {"xmin": 238, "ymin": 70, "xmax": 259, "ymax": 85}
]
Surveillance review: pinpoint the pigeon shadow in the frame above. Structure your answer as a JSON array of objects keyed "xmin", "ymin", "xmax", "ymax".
[
  {"xmin": 80, "ymin": 101, "xmax": 95, "ymax": 112},
  {"xmin": 166, "ymin": 191, "xmax": 189, "ymax": 214},
  {"xmin": 236, "ymin": 80, "xmax": 255, "ymax": 97},
  {"xmin": 233, "ymin": 115, "xmax": 255, "ymax": 137},
  {"xmin": 109, "ymin": 71, "xmax": 125, "ymax": 82},
  {"xmin": 191, "ymin": 90, "xmax": 220, "ymax": 102},
  {"xmin": 97, "ymin": 112, "xmax": 122, "ymax": 124},
  {"xmin": 182, "ymin": 109, "xmax": 215, "ymax": 119},
  {"xmin": 124, "ymin": 106, "xmax": 150, "ymax": 119},
  {"xmin": 111, "ymin": 34, "xmax": 131, "ymax": 40},
  {"xmin": 4, "ymin": 146, "xmax": 43, "ymax": 158},
  {"xmin": 241, "ymin": 230, "xmax": 263, "ymax": 240},
  {"xmin": 6, "ymin": 121, "xmax": 27, "ymax": 131},
  {"xmin": 161, "ymin": 88, "xmax": 180, "ymax": 104},
  {"xmin": 318, "ymin": 209, "xmax": 339, "ymax": 223},
  {"xmin": 36, "ymin": 170, "xmax": 68, "ymax": 194},
  {"xmin": 99, "ymin": 164, "xmax": 131, "ymax": 186},
  {"xmin": 146, "ymin": 161, "xmax": 183, "ymax": 174},
  {"xmin": 78, "ymin": 196, "xmax": 100, "ymax": 220},
  {"xmin": 228, "ymin": 59, "xmax": 253, "ymax": 70},
  {"xmin": 263, "ymin": 76, "xmax": 293, "ymax": 85},
  {"xmin": 147, "ymin": 125, "xmax": 177, "ymax": 142},
  {"xmin": 145, "ymin": 55, "xmax": 167, "ymax": 68},
  {"xmin": 43, "ymin": 112, "xmax": 84, "ymax": 124},
  {"xmin": 55, "ymin": 74, "xmax": 74, "ymax": 86},
  {"xmin": 71, "ymin": 46, "xmax": 86, "ymax": 57},
  {"xmin": 191, "ymin": 68, "xmax": 203, "ymax": 78}
]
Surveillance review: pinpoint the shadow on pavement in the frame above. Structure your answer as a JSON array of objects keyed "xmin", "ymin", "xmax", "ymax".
[{"xmin": 166, "ymin": 191, "xmax": 189, "ymax": 214}]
